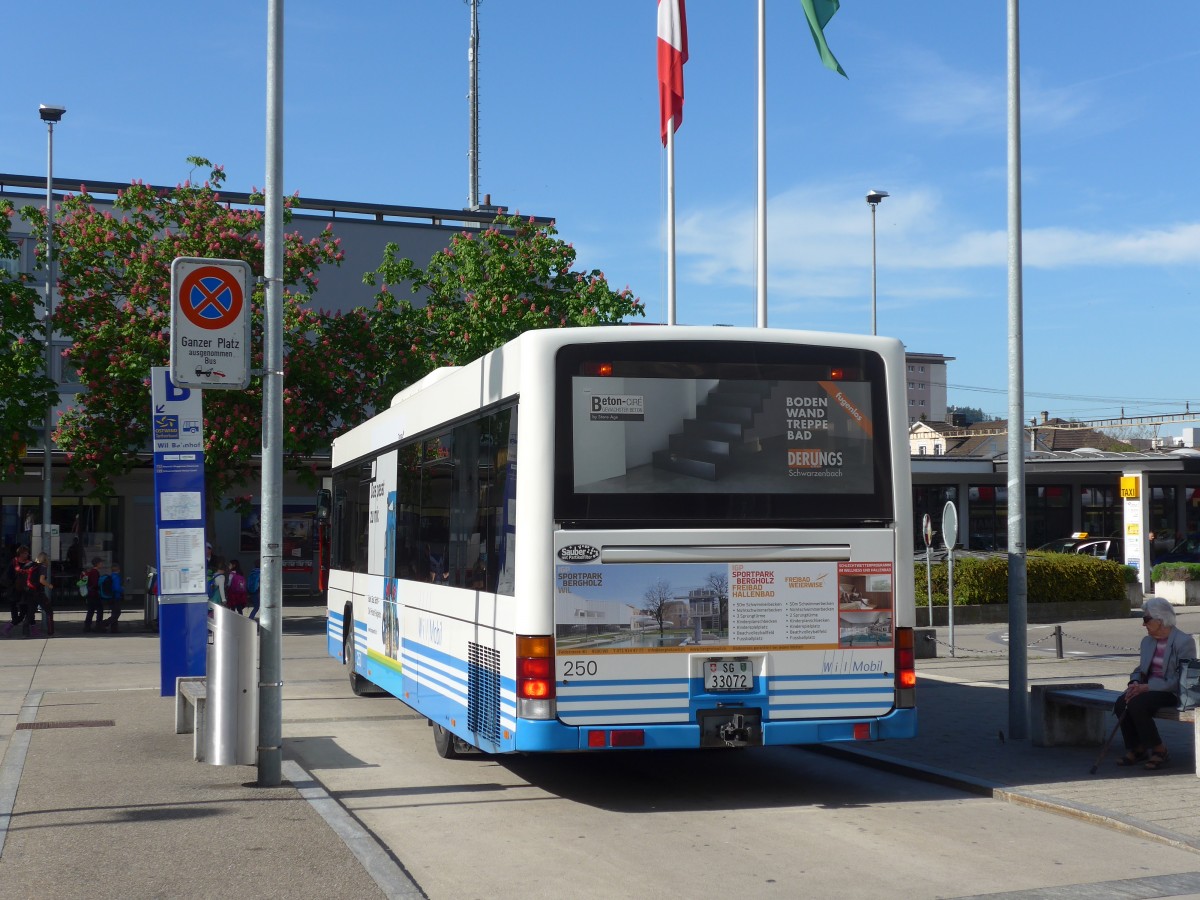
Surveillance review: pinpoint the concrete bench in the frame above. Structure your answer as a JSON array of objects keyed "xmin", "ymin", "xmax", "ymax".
[
  {"xmin": 174, "ymin": 676, "xmax": 207, "ymax": 762},
  {"xmin": 1031, "ymin": 681, "xmax": 1197, "ymax": 775}
]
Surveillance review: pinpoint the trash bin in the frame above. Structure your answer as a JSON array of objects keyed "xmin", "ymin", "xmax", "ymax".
[
  {"xmin": 205, "ymin": 602, "xmax": 259, "ymax": 766},
  {"xmin": 143, "ymin": 566, "xmax": 159, "ymax": 632}
]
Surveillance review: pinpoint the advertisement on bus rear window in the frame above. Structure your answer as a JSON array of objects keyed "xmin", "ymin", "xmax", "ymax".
[
  {"xmin": 554, "ymin": 561, "xmax": 893, "ymax": 651},
  {"xmin": 571, "ymin": 377, "xmax": 874, "ymax": 495}
]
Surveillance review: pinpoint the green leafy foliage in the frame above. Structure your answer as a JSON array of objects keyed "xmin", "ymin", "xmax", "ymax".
[
  {"xmin": 914, "ymin": 554, "xmax": 1125, "ymax": 605},
  {"xmin": 0, "ymin": 199, "xmax": 58, "ymax": 476},
  {"xmin": 18, "ymin": 159, "xmax": 369, "ymax": 503},
  {"xmin": 362, "ymin": 212, "xmax": 644, "ymax": 400},
  {"xmin": 1151, "ymin": 562, "xmax": 1200, "ymax": 583}
]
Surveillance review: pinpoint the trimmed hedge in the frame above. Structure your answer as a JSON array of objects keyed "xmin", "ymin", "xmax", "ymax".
[
  {"xmin": 1151, "ymin": 562, "xmax": 1200, "ymax": 583},
  {"xmin": 914, "ymin": 553, "xmax": 1125, "ymax": 606}
]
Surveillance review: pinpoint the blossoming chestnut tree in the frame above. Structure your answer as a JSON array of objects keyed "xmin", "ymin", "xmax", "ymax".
[
  {"xmin": 19, "ymin": 159, "xmax": 374, "ymax": 509},
  {"xmin": 362, "ymin": 212, "xmax": 644, "ymax": 399},
  {"xmin": 0, "ymin": 199, "xmax": 58, "ymax": 476}
]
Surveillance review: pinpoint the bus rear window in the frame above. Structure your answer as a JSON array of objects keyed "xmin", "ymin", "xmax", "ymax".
[{"xmin": 554, "ymin": 341, "xmax": 893, "ymax": 526}]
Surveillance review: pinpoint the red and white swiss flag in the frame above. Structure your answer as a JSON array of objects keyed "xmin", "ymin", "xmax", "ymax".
[{"xmin": 657, "ymin": 0, "xmax": 688, "ymax": 145}]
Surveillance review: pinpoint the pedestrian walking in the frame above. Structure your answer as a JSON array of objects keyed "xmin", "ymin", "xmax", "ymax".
[
  {"xmin": 2, "ymin": 545, "xmax": 31, "ymax": 637},
  {"xmin": 83, "ymin": 557, "xmax": 105, "ymax": 632},
  {"xmin": 226, "ymin": 559, "xmax": 249, "ymax": 614},
  {"xmin": 247, "ymin": 563, "xmax": 261, "ymax": 620},
  {"xmin": 98, "ymin": 561, "xmax": 124, "ymax": 632},
  {"xmin": 209, "ymin": 557, "xmax": 229, "ymax": 606},
  {"xmin": 30, "ymin": 551, "xmax": 54, "ymax": 637}
]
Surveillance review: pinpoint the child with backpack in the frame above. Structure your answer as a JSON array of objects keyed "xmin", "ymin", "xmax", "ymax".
[
  {"xmin": 97, "ymin": 561, "xmax": 124, "ymax": 633},
  {"xmin": 226, "ymin": 559, "xmax": 249, "ymax": 614},
  {"xmin": 247, "ymin": 564, "xmax": 261, "ymax": 620}
]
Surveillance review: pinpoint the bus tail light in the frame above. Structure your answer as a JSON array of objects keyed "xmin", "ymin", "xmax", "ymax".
[
  {"xmin": 517, "ymin": 635, "xmax": 556, "ymax": 720},
  {"xmin": 610, "ymin": 729, "xmax": 645, "ymax": 747},
  {"xmin": 894, "ymin": 627, "xmax": 916, "ymax": 708},
  {"xmin": 586, "ymin": 729, "xmax": 645, "ymax": 748}
]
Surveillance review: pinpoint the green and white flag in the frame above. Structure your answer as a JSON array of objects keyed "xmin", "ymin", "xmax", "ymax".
[{"xmin": 800, "ymin": 0, "xmax": 847, "ymax": 78}]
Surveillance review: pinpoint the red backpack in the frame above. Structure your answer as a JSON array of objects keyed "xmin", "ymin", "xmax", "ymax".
[{"xmin": 228, "ymin": 571, "xmax": 248, "ymax": 606}]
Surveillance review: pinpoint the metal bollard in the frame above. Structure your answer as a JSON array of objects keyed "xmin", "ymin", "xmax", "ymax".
[{"xmin": 1054, "ymin": 625, "xmax": 1064, "ymax": 659}]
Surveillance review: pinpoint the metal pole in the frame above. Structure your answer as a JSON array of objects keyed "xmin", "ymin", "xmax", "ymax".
[
  {"xmin": 258, "ymin": 0, "xmax": 285, "ymax": 787},
  {"xmin": 755, "ymin": 0, "xmax": 767, "ymax": 328},
  {"xmin": 865, "ymin": 191, "xmax": 887, "ymax": 335},
  {"xmin": 870, "ymin": 201, "xmax": 877, "ymax": 336},
  {"xmin": 467, "ymin": 0, "xmax": 479, "ymax": 210},
  {"xmin": 666, "ymin": 121, "xmax": 677, "ymax": 325},
  {"xmin": 42, "ymin": 123, "xmax": 54, "ymax": 551},
  {"xmin": 947, "ymin": 550, "xmax": 955, "ymax": 657},
  {"xmin": 41, "ymin": 114, "xmax": 59, "ymax": 559},
  {"xmin": 1006, "ymin": 0, "xmax": 1030, "ymax": 741},
  {"xmin": 925, "ymin": 549, "xmax": 933, "ymax": 628}
]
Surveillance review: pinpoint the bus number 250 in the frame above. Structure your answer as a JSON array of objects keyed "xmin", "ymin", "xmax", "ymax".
[{"xmin": 563, "ymin": 659, "xmax": 598, "ymax": 678}]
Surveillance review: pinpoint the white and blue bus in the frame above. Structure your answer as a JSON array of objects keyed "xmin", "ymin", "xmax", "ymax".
[{"xmin": 321, "ymin": 326, "xmax": 916, "ymax": 756}]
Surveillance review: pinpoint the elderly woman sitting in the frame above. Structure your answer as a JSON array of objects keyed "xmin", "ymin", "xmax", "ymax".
[{"xmin": 1115, "ymin": 597, "xmax": 1195, "ymax": 770}]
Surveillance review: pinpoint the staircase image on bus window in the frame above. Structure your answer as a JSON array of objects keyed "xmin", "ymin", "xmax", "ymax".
[{"xmin": 652, "ymin": 381, "xmax": 773, "ymax": 481}]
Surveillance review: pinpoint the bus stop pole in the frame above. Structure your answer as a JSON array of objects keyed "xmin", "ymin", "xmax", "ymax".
[{"xmin": 257, "ymin": 0, "xmax": 285, "ymax": 787}]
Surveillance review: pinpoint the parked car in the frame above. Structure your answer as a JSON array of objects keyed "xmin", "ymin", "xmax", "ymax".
[
  {"xmin": 1155, "ymin": 533, "xmax": 1200, "ymax": 565},
  {"xmin": 1034, "ymin": 532, "xmax": 1123, "ymax": 564}
]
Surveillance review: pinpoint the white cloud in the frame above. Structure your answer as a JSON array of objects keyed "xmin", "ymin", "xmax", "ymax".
[
  {"xmin": 881, "ymin": 48, "xmax": 1097, "ymax": 136},
  {"xmin": 676, "ymin": 180, "xmax": 1200, "ymax": 304}
]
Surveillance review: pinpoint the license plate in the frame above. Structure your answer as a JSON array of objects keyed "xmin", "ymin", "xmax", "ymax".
[{"xmin": 704, "ymin": 658, "xmax": 752, "ymax": 692}]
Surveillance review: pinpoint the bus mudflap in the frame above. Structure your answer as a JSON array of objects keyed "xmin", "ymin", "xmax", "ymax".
[{"xmin": 698, "ymin": 707, "xmax": 763, "ymax": 748}]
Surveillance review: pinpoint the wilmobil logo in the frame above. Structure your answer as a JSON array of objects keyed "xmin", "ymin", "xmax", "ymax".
[
  {"xmin": 787, "ymin": 449, "xmax": 844, "ymax": 477},
  {"xmin": 558, "ymin": 544, "xmax": 600, "ymax": 563}
]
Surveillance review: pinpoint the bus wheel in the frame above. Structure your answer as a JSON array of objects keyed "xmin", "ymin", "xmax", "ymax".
[
  {"xmin": 344, "ymin": 617, "xmax": 371, "ymax": 697},
  {"xmin": 432, "ymin": 724, "xmax": 462, "ymax": 759}
]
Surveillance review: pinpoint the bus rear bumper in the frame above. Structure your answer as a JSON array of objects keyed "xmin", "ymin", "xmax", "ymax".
[
  {"xmin": 512, "ymin": 707, "xmax": 917, "ymax": 752},
  {"xmin": 763, "ymin": 706, "xmax": 917, "ymax": 745}
]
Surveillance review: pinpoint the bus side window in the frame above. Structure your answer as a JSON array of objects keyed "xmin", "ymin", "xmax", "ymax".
[
  {"xmin": 484, "ymin": 407, "xmax": 516, "ymax": 595},
  {"xmin": 417, "ymin": 435, "xmax": 452, "ymax": 582},
  {"xmin": 354, "ymin": 460, "xmax": 372, "ymax": 573},
  {"xmin": 450, "ymin": 418, "xmax": 482, "ymax": 588},
  {"xmin": 394, "ymin": 445, "xmax": 423, "ymax": 581}
]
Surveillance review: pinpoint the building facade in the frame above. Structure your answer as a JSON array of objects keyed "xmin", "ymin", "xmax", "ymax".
[
  {"xmin": 904, "ymin": 352, "xmax": 954, "ymax": 425},
  {"xmin": 0, "ymin": 172, "xmax": 544, "ymax": 603}
]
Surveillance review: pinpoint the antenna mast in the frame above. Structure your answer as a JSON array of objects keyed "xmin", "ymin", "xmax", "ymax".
[{"xmin": 467, "ymin": 0, "xmax": 480, "ymax": 210}]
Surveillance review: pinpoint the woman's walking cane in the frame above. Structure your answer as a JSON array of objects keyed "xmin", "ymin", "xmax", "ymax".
[{"xmin": 1090, "ymin": 709, "xmax": 1126, "ymax": 775}]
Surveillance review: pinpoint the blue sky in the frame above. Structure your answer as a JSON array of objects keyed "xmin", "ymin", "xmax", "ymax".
[{"xmin": 4, "ymin": 2, "xmax": 1198, "ymax": 426}]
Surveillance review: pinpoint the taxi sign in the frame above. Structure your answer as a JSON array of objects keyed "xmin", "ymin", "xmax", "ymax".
[{"xmin": 170, "ymin": 257, "xmax": 251, "ymax": 389}]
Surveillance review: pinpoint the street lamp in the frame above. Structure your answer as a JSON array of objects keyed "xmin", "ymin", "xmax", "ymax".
[
  {"xmin": 39, "ymin": 103, "xmax": 65, "ymax": 560},
  {"xmin": 866, "ymin": 189, "xmax": 888, "ymax": 336}
]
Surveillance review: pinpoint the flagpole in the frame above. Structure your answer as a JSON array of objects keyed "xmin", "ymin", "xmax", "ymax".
[
  {"xmin": 1005, "ymin": 0, "xmax": 1029, "ymax": 741},
  {"xmin": 658, "ymin": 0, "xmax": 686, "ymax": 326},
  {"xmin": 755, "ymin": 0, "xmax": 767, "ymax": 328},
  {"xmin": 666, "ymin": 118, "xmax": 677, "ymax": 326}
]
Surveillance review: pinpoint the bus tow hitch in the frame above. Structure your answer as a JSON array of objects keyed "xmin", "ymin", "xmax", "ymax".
[{"xmin": 719, "ymin": 714, "xmax": 751, "ymax": 747}]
